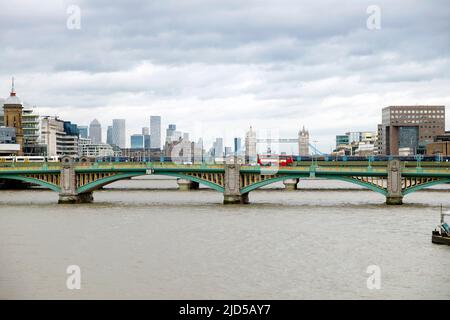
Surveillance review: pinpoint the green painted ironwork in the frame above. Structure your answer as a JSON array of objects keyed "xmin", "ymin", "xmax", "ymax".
[
  {"xmin": 402, "ymin": 178, "xmax": 450, "ymax": 195},
  {"xmin": 76, "ymin": 171, "xmax": 225, "ymax": 193},
  {"xmin": 2, "ymin": 162, "xmax": 450, "ymax": 197},
  {"xmin": 320, "ymin": 176, "xmax": 387, "ymax": 196},
  {"xmin": 240, "ymin": 175, "xmax": 307, "ymax": 194},
  {"xmin": 159, "ymin": 172, "xmax": 224, "ymax": 192},
  {"xmin": 76, "ymin": 172, "xmax": 140, "ymax": 193},
  {"xmin": 240, "ymin": 174, "xmax": 388, "ymax": 196}
]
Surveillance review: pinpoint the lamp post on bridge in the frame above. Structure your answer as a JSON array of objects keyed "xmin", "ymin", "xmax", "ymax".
[
  {"xmin": 368, "ymin": 155, "xmax": 374, "ymax": 170},
  {"xmin": 313, "ymin": 140, "xmax": 318, "ymax": 167},
  {"xmin": 414, "ymin": 154, "xmax": 423, "ymax": 171}
]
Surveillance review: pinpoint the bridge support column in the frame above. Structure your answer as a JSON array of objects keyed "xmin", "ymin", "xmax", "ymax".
[
  {"xmin": 223, "ymin": 163, "xmax": 248, "ymax": 204},
  {"xmin": 224, "ymin": 192, "xmax": 249, "ymax": 204},
  {"xmin": 283, "ymin": 178, "xmax": 299, "ymax": 190},
  {"xmin": 386, "ymin": 159, "xmax": 403, "ymax": 205},
  {"xmin": 58, "ymin": 156, "xmax": 93, "ymax": 204},
  {"xmin": 59, "ymin": 192, "xmax": 93, "ymax": 204},
  {"xmin": 177, "ymin": 179, "xmax": 199, "ymax": 191}
]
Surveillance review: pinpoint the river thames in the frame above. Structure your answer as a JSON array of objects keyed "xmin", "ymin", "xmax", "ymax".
[{"xmin": 0, "ymin": 177, "xmax": 449, "ymax": 299}]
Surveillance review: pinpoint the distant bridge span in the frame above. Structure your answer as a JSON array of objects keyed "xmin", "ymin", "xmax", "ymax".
[
  {"xmin": 0, "ymin": 157, "xmax": 449, "ymax": 205},
  {"xmin": 256, "ymin": 138, "xmax": 327, "ymax": 155}
]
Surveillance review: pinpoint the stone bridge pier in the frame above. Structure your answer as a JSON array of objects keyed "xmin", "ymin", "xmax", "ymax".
[
  {"xmin": 177, "ymin": 178, "xmax": 200, "ymax": 191},
  {"xmin": 283, "ymin": 178, "xmax": 299, "ymax": 190},
  {"xmin": 58, "ymin": 157, "xmax": 93, "ymax": 204},
  {"xmin": 223, "ymin": 164, "xmax": 249, "ymax": 204},
  {"xmin": 386, "ymin": 159, "xmax": 403, "ymax": 205}
]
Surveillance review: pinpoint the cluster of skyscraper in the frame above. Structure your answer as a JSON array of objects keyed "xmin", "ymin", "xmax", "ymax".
[
  {"xmin": 0, "ymin": 83, "xmax": 254, "ymax": 161},
  {"xmin": 0, "ymin": 82, "xmax": 313, "ymax": 162}
]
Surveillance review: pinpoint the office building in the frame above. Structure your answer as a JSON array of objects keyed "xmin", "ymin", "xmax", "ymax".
[
  {"xmin": 78, "ymin": 138, "xmax": 114, "ymax": 157},
  {"xmin": 78, "ymin": 126, "xmax": 88, "ymax": 139},
  {"xmin": 336, "ymin": 135, "xmax": 349, "ymax": 148},
  {"xmin": 142, "ymin": 127, "xmax": 149, "ymax": 136},
  {"xmin": 213, "ymin": 137, "xmax": 223, "ymax": 159},
  {"xmin": 121, "ymin": 148, "xmax": 162, "ymax": 162},
  {"xmin": 22, "ymin": 107, "xmax": 46, "ymax": 156},
  {"xmin": 144, "ymin": 134, "xmax": 151, "ymax": 149},
  {"xmin": 346, "ymin": 132, "xmax": 361, "ymax": 144},
  {"xmin": 245, "ymin": 126, "xmax": 257, "ymax": 163},
  {"xmin": 64, "ymin": 121, "xmax": 79, "ymax": 137},
  {"xmin": 166, "ymin": 124, "xmax": 176, "ymax": 143},
  {"xmin": 333, "ymin": 131, "xmax": 377, "ymax": 156},
  {"xmin": 112, "ymin": 119, "xmax": 126, "ymax": 148},
  {"xmin": 131, "ymin": 134, "xmax": 144, "ymax": 149},
  {"xmin": 150, "ymin": 116, "xmax": 161, "ymax": 149},
  {"xmin": 380, "ymin": 105, "xmax": 445, "ymax": 155},
  {"xmin": 41, "ymin": 117, "xmax": 78, "ymax": 156},
  {"xmin": 89, "ymin": 119, "xmax": 102, "ymax": 144},
  {"xmin": 106, "ymin": 125, "xmax": 113, "ymax": 145},
  {"xmin": 234, "ymin": 137, "xmax": 242, "ymax": 155},
  {"xmin": 375, "ymin": 124, "xmax": 383, "ymax": 155},
  {"xmin": 0, "ymin": 127, "xmax": 20, "ymax": 155},
  {"xmin": 0, "ymin": 127, "xmax": 16, "ymax": 144}
]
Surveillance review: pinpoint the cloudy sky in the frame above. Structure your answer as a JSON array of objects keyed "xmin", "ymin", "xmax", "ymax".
[{"xmin": 1, "ymin": 0, "xmax": 449, "ymax": 151}]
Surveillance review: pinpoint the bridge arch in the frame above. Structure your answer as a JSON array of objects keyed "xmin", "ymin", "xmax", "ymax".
[
  {"xmin": 240, "ymin": 174, "xmax": 388, "ymax": 196},
  {"xmin": 76, "ymin": 172, "xmax": 225, "ymax": 194},
  {"xmin": 402, "ymin": 178, "xmax": 450, "ymax": 196},
  {"xmin": 0, "ymin": 174, "xmax": 61, "ymax": 192}
]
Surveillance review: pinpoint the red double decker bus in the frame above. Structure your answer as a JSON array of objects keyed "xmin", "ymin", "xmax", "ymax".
[{"xmin": 257, "ymin": 154, "xmax": 293, "ymax": 166}]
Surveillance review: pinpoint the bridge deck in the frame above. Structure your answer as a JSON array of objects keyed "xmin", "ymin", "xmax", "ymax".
[{"xmin": 1, "ymin": 162, "xmax": 450, "ymax": 176}]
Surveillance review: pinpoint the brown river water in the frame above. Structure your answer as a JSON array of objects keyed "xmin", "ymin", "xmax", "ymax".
[{"xmin": 0, "ymin": 177, "xmax": 449, "ymax": 299}]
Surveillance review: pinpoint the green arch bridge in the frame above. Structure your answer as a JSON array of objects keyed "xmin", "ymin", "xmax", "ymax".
[{"xmin": 0, "ymin": 157, "xmax": 449, "ymax": 205}]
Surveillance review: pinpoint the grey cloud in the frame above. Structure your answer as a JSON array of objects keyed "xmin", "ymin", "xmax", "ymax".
[{"xmin": 1, "ymin": 0, "xmax": 449, "ymax": 151}]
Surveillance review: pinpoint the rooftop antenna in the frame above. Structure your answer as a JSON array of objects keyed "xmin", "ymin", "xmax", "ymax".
[{"xmin": 11, "ymin": 76, "xmax": 16, "ymax": 96}]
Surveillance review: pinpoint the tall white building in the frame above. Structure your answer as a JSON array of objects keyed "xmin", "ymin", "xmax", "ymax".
[
  {"xmin": 245, "ymin": 126, "xmax": 257, "ymax": 163},
  {"xmin": 150, "ymin": 116, "xmax": 161, "ymax": 149},
  {"xmin": 78, "ymin": 138, "xmax": 114, "ymax": 157},
  {"xmin": 166, "ymin": 124, "xmax": 176, "ymax": 143},
  {"xmin": 298, "ymin": 126, "xmax": 309, "ymax": 156},
  {"xmin": 89, "ymin": 119, "xmax": 102, "ymax": 144},
  {"xmin": 214, "ymin": 137, "xmax": 223, "ymax": 158},
  {"xmin": 41, "ymin": 117, "xmax": 78, "ymax": 156},
  {"xmin": 22, "ymin": 106, "xmax": 44, "ymax": 155},
  {"xmin": 112, "ymin": 119, "xmax": 126, "ymax": 148}
]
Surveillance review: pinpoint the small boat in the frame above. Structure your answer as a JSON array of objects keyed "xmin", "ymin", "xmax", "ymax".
[{"xmin": 432, "ymin": 206, "xmax": 450, "ymax": 246}]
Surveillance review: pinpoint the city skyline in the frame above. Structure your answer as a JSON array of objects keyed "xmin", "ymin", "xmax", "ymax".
[
  {"xmin": 1, "ymin": 83, "xmax": 448, "ymax": 157},
  {"xmin": 2, "ymin": 87, "xmax": 448, "ymax": 155},
  {"xmin": 5, "ymin": 85, "xmax": 448, "ymax": 154}
]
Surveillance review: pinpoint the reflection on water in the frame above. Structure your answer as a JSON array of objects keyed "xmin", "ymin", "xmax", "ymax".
[{"xmin": 0, "ymin": 178, "xmax": 449, "ymax": 299}]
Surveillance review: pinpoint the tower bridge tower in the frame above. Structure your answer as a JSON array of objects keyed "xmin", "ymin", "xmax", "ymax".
[{"xmin": 298, "ymin": 125, "xmax": 309, "ymax": 156}]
